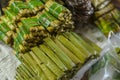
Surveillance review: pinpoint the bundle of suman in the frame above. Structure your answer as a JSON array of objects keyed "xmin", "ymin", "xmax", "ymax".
[
  {"xmin": 0, "ymin": 0, "xmax": 101, "ymax": 80},
  {"xmin": 92, "ymin": 0, "xmax": 120, "ymax": 36},
  {"xmin": 0, "ymin": 0, "xmax": 74, "ymax": 52}
]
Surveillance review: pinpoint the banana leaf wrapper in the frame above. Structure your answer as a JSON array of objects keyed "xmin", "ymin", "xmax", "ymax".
[
  {"xmin": 61, "ymin": 20, "xmax": 74, "ymax": 32},
  {"xmin": 30, "ymin": 51, "xmax": 57, "ymax": 80},
  {"xmin": 56, "ymin": 35, "xmax": 87, "ymax": 63},
  {"xmin": 31, "ymin": 47, "xmax": 64, "ymax": 79},
  {"xmin": 95, "ymin": 20, "xmax": 113, "ymax": 35},
  {"xmin": 13, "ymin": 35, "xmax": 20, "ymax": 54},
  {"xmin": 71, "ymin": 32, "xmax": 101, "ymax": 58},
  {"xmin": 18, "ymin": 65, "xmax": 33, "ymax": 79},
  {"xmin": 0, "ymin": 22, "xmax": 10, "ymax": 33},
  {"xmin": 111, "ymin": 9, "xmax": 120, "ymax": 24},
  {"xmin": 21, "ymin": 17, "xmax": 47, "ymax": 41},
  {"xmin": 99, "ymin": 11, "xmax": 113, "ymax": 21},
  {"xmin": 44, "ymin": 37, "xmax": 75, "ymax": 70},
  {"xmin": 17, "ymin": 27, "xmax": 36, "ymax": 48},
  {"xmin": 18, "ymin": 66, "xmax": 30, "ymax": 79},
  {"xmin": 0, "ymin": 31, "xmax": 11, "ymax": 44},
  {"xmin": 21, "ymin": 52, "xmax": 55, "ymax": 80},
  {"xmin": 91, "ymin": 0, "xmax": 104, "ymax": 8},
  {"xmin": 37, "ymin": 11, "xmax": 62, "ymax": 33},
  {"xmin": 53, "ymin": 38, "xmax": 82, "ymax": 79},
  {"xmin": 29, "ymin": 27, "xmax": 48, "ymax": 38},
  {"xmin": 18, "ymin": 25, "xmax": 39, "ymax": 49},
  {"xmin": 21, "ymin": 63, "xmax": 37, "ymax": 77},
  {"xmin": 80, "ymin": 36, "xmax": 101, "ymax": 58},
  {"xmin": 16, "ymin": 28, "xmax": 24, "ymax": 44},
  {"xmin": 97, "ymin": 0, "xmax": 111, "ymax": 10},
  {"xmin": 17, "ymin": 23, "xmax": 31, "ymax": 41},
  {"xmin": 16, "ymin": 73, "xmax": 24, "ymax": 80},
  {"xmin": 19, "ymin": 63, "xmax": 38, "ymax": 78},
  {"xmin": 21, "ymin": 17, "xmax": 44, "ymax": 33},
  {"xmin": 4, "ymin": 7, "xmax": 19, "ymax": 22},
  {"xmin": 28, "ymin": 0, "xmax": 44, "ymax": 14},
  {"xmin": 39, "ymin": 44, "xmax": 68, "ymax": 72},
  {"xmin": 16, "ymin": 28, "xmax": 30, "ymax": 53},
  {"xmin": 96, "ymin": 16, "xmax": 120, "ymax": 35},
  {"xmin": 13, "ymin": 37, "xmax": 24, "ymax": 53},
  {"xmin": 95, "ymin": 3, "xmax": 114, "ymax": 18},
  {"xmin": 16, "ymin": 67, "xmax": 30, "ymax": 79},
  {"xmin": 45, "ymin": 0, "xmax": 72, "ymax": 21},
  {"xmin": 0, "ymin": 22, "xmax": 13, "ymax": 38},
  {"xmin": 92, "ymin": 0, "xmax": 111, "ymax": 10},
  {"xmin": 10, "ymin": 1, "xmax": 32, "ymax": 16},
  {"xmin": 0, "ymin": 16, "xmax": 16, "ymax": 30},
  {"xmin": 21, "ymin": 55, "xmax": 41, "ymax": 78},
  {"xmin": 13, "ymin": 30, "xmax": 29, "ymax": 53},
  {"xmin": 54, "ymin": 38, "xmax": 82, "ymax": 67},
  {"xmin": 57, "ymin": 20, "xmax": 74, "ymax": 33},
  {"xmin": 99, "ymin": 22, "xmax": 116, "ymax": 35},
  {"xmin": 63, "ymin": 32, "xmax": 92, "ymax": 58}
]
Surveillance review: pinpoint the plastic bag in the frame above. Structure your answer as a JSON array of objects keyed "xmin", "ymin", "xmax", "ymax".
[
  {"xmin": 108, "ymin": 31, "xmax": 120, "ymax": 48},
  {"xmin": 0, "ymin": 42, "xmax": 20, "ymax": 80},
  {"xmin": 108, "ymin": 31, "xmax": 120, "ymax": 58},
  {"xmin": 88, "ymin": 32, "xmax": 120, "ymax": 80},
  {"xmin": 89, "ymin": 54, "xmax": 120, "ymax": 80}
]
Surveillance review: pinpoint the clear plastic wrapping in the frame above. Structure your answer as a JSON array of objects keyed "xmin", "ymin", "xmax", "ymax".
[
  {"xmin": 88, "ymin": 32, "xmax": 120, "ymax": 80},
  {"xmin": 0, "ymin": 42, "xmax": 20, "ymax": 80},
  {"xmin": 89, "ymin": 51, "xmax": 120, "ymax": 80}
]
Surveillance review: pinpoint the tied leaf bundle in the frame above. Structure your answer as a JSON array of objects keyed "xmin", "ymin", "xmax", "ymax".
[
  {"xmin": 4, "ymin": 7, "xmax": 19, "ymax": 22},
  {"xmin": 27, "ymin": 0, "xmax": 44, "ymax": 14},
  {"xmin": 0, "ymin": 22, "xmax": 13, "ymax": 38},
  {"xmin": 0, "ymin": 31, "xmax": 11, "ymax": 44},
  {"xmin": 16, "ymin": 32, "xmax": 101, "ymax": 80},
  {"xmin": 45, "ymin": 1, "xmax": 72, "ymax": 21},
  {"xmin": 92, "ymin": 0, "xmax": 111, "ymax": 10},
  {"xmin": 0, "ymin": 16, "xmax": 16, "ymax": 31},
  {"xmin": 92, "ymin": 0, "xmax": 120, "ymax": 35},
  {"xmin": 37, "ymin": 10, "xmax": 62, "ymax": 32},
  {"xmin": 0, "ymin": 0, "xmax": 74, "ymax": 52},
  {"xmin": 10, "ymin": 1, "xmax": 31, "ymax": 15}
]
